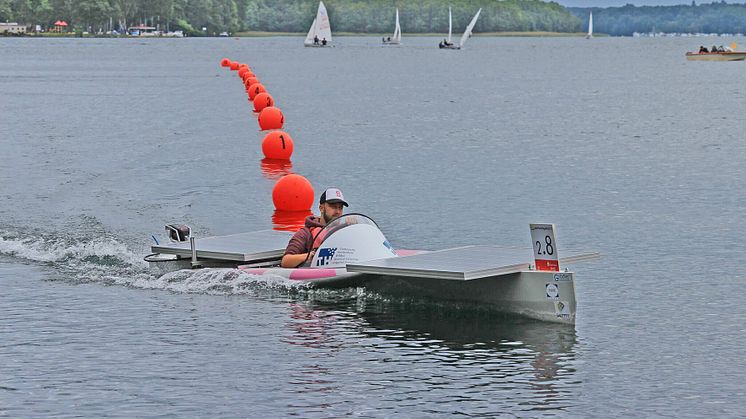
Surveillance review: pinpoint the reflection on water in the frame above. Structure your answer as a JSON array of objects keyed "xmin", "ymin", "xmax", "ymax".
[
  {"xmin": 260, "ymin": 158, "xmax": 293, "ymax": 180},
  {"xmin": 272, "ymin": 210, "xmax": 311, "ymax": 232},
  {"xmin": 280, "ymin": 296, "xmax": 579, "ymax": 414}
]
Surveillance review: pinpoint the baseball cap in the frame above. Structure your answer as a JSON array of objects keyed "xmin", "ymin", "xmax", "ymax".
[{"xmin": 319, "ymin": 187, "xmax": 348, "ymax": 207}]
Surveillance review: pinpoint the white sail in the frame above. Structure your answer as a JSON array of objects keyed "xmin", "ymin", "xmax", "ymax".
[
  {"xmin": 304, "ymin": 18, "xmax": 317, "ymax": 45},
  {"xmin": 447, "ymin": 7, "xmax": 453, "ymax": 44},
  {"xmin": 304, "ymin": 1, "xmax": 332, "ymax": 46},
  {"xmin": 459, "ymin": 8, "xmax": 481, "ymax": 49},
  {"xmin": 586, "ymin": 12, "xmax": 593, "ymax": 39},
  {"xmin": 315, "ymin": 1, "xmax": 332, "ymax": 43},
  {"xmin": 393, "ymin": 8, "xmax": 401, "ymax": 42}
]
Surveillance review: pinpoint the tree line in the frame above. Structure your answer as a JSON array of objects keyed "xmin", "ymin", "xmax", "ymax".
[
  {"xmin": 0, "ymin": 0, "xmax": 582, "ymax": 35},
  {"xmin": 569, "ymin": 2, "xmax": 746, "ymax": 36}
]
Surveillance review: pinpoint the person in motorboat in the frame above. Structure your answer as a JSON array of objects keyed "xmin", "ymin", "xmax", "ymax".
[
  {"xmin": 712, "ymin": 45, "xmax": 719, "ymax": 53},
  {"xmin": 699, "ymin": 45, "xmax": 707, "ymax": 53},
  {"xmin": 281, "ymin": 187, "xmax": 348, "ymax": 268}
]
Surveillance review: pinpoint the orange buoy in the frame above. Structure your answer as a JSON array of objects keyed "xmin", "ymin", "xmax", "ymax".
[
  {"xmin": 253, "ymin": 92, "xmax": 274, "ymax": 113},
  {"xmin": 272, "ymin": 174, "xmax": 314, "ymax": 211},
  {"xmin": 244, "ymin": 77, "xmax": 259, "ymax": 89},
  {"xmin": 241, "ymin": 71, "xmax": 256, "ymax": 82},
  {"xmin": 229, "ymin": 61, "xmax": 239, "ymax": 71},
  {"xmin": 220, "ymin": 58, "xmax": 231, "ymax": 67},
  {"xmin": 258, "ymin": 106, "xmax": 284, "ymax": 130},
  {"xmin": 262, "ymin": 131, "xmax": 293, "ymax": 160},
  {"xmin": 248, "ymin": 83, "xmax": 266, "ymax": 101},
  {"xmin": 238, "ymin": 67, "xmax": 249, "ymax": 78}
]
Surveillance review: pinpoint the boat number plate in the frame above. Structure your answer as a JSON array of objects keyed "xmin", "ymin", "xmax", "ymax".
[{"xmin": 530, "ymin": 223, "xmax": 559, "ymax": 271}]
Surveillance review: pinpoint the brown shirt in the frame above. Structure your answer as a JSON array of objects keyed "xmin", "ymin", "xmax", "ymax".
[{"xmin": 284, "ymin": 216, "xmax": 324, "ymax": 255}]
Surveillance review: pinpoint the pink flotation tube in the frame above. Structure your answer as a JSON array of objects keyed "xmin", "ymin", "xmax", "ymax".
[{"xmin": 237, "ymin": 266, "xmax": 360, "ymax": 286}]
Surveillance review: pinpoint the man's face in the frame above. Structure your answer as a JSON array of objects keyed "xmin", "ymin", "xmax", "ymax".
[{"xmin": 320, "ymin": 202, "xmax": 344, "ymax": 223}]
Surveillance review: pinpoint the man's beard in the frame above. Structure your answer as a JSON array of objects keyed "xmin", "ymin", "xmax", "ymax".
[{"xmin": 321, "ymin": 208, "xmax": 336, "ymax": 224}]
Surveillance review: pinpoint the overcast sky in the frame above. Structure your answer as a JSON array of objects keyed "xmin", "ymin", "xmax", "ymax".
[{"xmin": 558, "ymin": 0, "xmax": 746, "ymax": 6}]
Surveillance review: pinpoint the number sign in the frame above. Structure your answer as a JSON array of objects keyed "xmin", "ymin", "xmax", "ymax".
[{"xmin": 530, "ymin": 223, "xmax": 559, "ymax": 272}]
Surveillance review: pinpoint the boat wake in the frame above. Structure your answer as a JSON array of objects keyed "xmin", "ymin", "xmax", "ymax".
[{"xmin": 0, "ymin": 223, "xmax": 355, "ymax": 299}]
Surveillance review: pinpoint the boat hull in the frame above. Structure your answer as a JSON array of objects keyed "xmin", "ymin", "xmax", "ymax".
[
  {"xmin": 362, "ymin": 270, "xmax": 577, "ymax": 324},
  {"xmin": 686, "ymin": 52, "xmax": 746, "ymax": 61},
  {"xmin": 439, "ymin": 44, "xmax": 460, "ymax": 50},
  {"xmin": 304, "ymin": 44, "xmax": 331, "ymax": 48},
  {"xmin": 148, "ymin": 257, "xmax": 576, "ymax": 323}
]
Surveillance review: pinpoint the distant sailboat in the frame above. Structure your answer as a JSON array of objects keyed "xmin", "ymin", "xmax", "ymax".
[
  {"xmin": 586, "ymin": 12, "xmax": 593, "ymax": 39},
  {"xmin": 304, "ymin": 1, "xmax": 333, "ymax": 47},
  {"xmin": 383, "ymin": 8, "xmax": 401, "ymax": 45},
  {"xmin": 439, "ymin": 8, "xmax": 481, "ymax": 50}
]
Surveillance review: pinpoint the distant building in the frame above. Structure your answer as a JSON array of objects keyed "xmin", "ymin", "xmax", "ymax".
[{"xmin": 0, "ymin": 23, "xmax": 27, "ymax": 34}]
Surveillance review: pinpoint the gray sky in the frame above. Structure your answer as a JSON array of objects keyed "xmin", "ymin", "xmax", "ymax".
[{"xmin": 558, "ymin": 0, "xmax": 746, "ymax": 6}]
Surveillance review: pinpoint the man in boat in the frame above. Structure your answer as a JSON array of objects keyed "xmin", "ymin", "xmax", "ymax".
[
  {"xmin": 281, "ymin": 187, "xmax": 348, "ymax": 268},
  {"xmin": 699, "ymin": 46, "xmax": 708, "ymax": 53},
  {"xmin": 313, "ymin": 35, "xmax": 319, "ymax": 45},
  {"xmin": 321, "ymin": 37, "xmax": 327, "ymax": 46}
]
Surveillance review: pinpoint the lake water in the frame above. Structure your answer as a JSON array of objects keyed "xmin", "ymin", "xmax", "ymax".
[{"xmin": 1, "ymin": 35, "xmax": 745, "ymax": 416}]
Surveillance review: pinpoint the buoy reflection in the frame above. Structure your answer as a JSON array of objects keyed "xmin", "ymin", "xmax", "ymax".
[
  {"xmin": 260, "ymin": 158, "xmax": 293, "ymax": 180},
  {"xmin": 273, "ymin": 209, "xmax": 312, "ymax": 232}
]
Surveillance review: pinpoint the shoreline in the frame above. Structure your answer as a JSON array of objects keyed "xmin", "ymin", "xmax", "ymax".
[{"xmin": 5, "ymin": 31, "xmax": 596, "ymax": 39}]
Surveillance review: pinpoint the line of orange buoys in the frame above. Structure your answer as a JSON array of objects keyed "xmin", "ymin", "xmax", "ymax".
[{"xmin": 221, "ymin": 58, "xmax": 314, "ymax": 231}]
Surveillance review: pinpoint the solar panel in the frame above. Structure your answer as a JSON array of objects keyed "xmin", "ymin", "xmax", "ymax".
[
  {"xmin": 151, "ymin": 230, "xmax": 292, "ymax": 262},
  {"xmin": 347, "ymin": 245, "xmax": 599, "ymax": 281}
]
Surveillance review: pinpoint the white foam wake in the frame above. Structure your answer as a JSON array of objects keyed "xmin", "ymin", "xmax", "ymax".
[{"xmin": 0, "ymin": 232, "xmax": 145, "ymax": 267}]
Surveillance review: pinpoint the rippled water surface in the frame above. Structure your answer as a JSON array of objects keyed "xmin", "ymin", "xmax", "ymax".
[{"xmin": 2, "ymin": 36, "xmax": 745, "ymax": 416}]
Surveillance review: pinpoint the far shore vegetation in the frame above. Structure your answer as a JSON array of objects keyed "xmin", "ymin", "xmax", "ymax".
[{"xmin": 2, "ymin": 0, "xmax": 744, "ymax": 38}]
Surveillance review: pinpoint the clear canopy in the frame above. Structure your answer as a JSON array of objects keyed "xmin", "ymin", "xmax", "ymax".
[{"xmin": 312, "ymin": 213, "xmax": 380, "ymax": 249}]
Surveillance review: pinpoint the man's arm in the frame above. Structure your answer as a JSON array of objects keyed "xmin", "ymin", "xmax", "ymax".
[
  {"xmin": 280, "ymin": 229, "xmax": 314, "ymax": 268},
  {"xmin": 281, "ymin": 250, "xmax": 315, "ymax": 268}
]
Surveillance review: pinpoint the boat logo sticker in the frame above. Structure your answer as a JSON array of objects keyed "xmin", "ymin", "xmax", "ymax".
[
  {"xmin": 315, "ymin": 247, "xmax": 337, "ymax": 266},
  {"xmin": 553, "ymin": 273, "xmax": 572, "ymax": 282},
  {"xmin": 545, "ymin": 283, "xmax": 560, "ymax": 300},
  {"xmin": 554, "ymin": 301, "xmax": 571, "ymax": 318}
]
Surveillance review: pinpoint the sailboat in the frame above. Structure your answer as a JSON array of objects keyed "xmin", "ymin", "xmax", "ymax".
[
  {"xmin": 304, "ymin": 1, "xmax": 333, "ymax": 47},
  {"xmin": 382, "ymin": 8, "xmax": 401, "ymax": 45},
  {"xmin": 439, "ymin": 8, "xmax": 481, "ymax": 50},
  {"xmin": 586, "ymin": 12, "xmax": 593, "ymax": 39}
]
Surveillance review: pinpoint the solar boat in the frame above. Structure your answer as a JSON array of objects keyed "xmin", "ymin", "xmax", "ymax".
[{"xmin": 145, "ymin": 214, "xmax": 599, "ymax": 324}]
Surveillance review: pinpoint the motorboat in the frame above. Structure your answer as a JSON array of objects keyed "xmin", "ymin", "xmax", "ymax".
[
  {"xmin": 145, "ymin": 214, "xmax": 599, "ymax": 324},
  {"xmin": 685, "ymin": 51, "xmax": 746, "ymax": 61}
]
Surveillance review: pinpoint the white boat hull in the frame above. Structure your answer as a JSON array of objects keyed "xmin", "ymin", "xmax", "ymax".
[
  {"xmin": 148, "ymin": 258, "xmax": 576, "ymax": 323},
  {"xmin": 363, "ymin": 270, "xmax": 576, "ymax": 324}
]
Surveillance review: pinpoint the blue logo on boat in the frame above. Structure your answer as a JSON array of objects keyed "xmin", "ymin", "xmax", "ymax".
[{"xmin": 316, "ymin": 247, "xmax": 337, "ymax": 266}]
